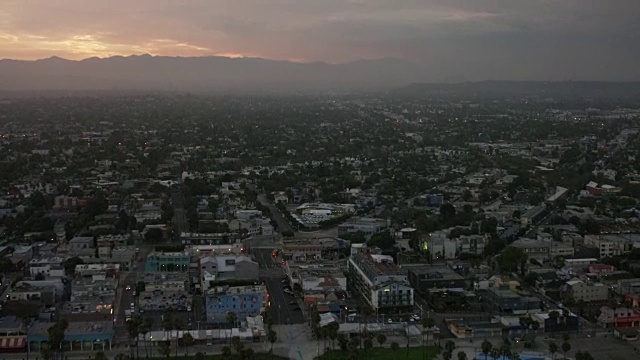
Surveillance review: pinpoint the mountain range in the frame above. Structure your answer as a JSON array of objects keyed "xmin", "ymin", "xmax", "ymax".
[{"xmin": 0, "ymin": 54, "xmax": 424, "ymax": 92}]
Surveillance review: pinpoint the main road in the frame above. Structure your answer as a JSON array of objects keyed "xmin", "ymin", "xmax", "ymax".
[
  {"xmin": 256, "ymin": 193, "xmax": 294, "ymax": 234},
  {"xmin": 253, "ymin": 248, "xmax": 305, "ymax": 325}
]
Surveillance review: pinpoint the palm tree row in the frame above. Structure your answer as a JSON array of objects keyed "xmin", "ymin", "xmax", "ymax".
[{"xmin": 480, "ymin": 339, "xmax": 521, "ymax": 360}]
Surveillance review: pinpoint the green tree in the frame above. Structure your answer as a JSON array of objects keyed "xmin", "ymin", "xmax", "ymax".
[
  {"xmin": 267, "ymin": 328, "xmax": 278, "ymax": 354},
  {"xmin": 221, "ymin": 346, "xmax": 232, "ymax": 356},
  {"xmin": 497, "ymin": 246, "xmax": 527, "ymax": 274},
  {"xmin": 481, "ymin": 340, "xmax": 493, "ymax": 360},
  {"xmin": 182, "ymin": 332, "xmax": 194, "ymax": 356},
  {"xmin": 457, "ymin": 351, "xmax": 468, "ymax": 360},
  {"xmin": 227, "ymin": 311, "xmax": 238, "ymax": 329},
  {"xmin": 549, "ymin": 341, "xmax": 558, "ymax": 360},
  {"xmin": 158, "ymin": 341, "xmax": 172, "ymax": 359},
  {"xmin": 562, "ymin": 341, "xmax": 571, "ymax": 360},
  {"xmin": 126, "ymin": 315, "xmax": 141, "ymax": 360},
  {"xmin": 443, "ymin": 351, "xmax": 452, "ymax": 360},
  {"xmin": 391, "ymin": 341, "xmax": 400, "ymax": 353},
  {"xmin": 61, "ymin": 256, "xmax": 84, "ymax": 275},
  {"xmin": 232, "ymin": 336, "xmax": 244, "ymax": 355},
  {"xmin": 445, "ymin": 340, "xmax": 456, "ymax": 353},
  {"xmin": 47, "ymin": 318, "xmax": 68, "ymax": 360}
]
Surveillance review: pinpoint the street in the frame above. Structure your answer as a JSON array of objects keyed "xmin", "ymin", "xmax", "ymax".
[
  {"xmin": 171, "ymin": 191, "xmax": 189, "ymax": 241},
  {"xmin": 257, "ymin": 193, "xmax": 294, "ymax": 234},
  {"xmin": 253, "ymin": 248, "xmax": 306, "ymax": 325}
]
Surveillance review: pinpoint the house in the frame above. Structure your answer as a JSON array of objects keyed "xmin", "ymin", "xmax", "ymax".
[{"xmin": 598, "ymin": 306, "xmax": 640, "ymax": 328}]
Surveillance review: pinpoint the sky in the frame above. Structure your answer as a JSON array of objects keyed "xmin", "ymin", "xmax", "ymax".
[{"xmin": 1, "ymin": 0, "xmax": 640, "ymax": 80}]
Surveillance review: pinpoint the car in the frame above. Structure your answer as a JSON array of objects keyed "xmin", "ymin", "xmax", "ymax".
[
  {"xmin": 125, "ymin": 285, "xmax": 131, "ymax": 291},
  {"xmin": 292, "ymin": 306, "xmax": 301, "ymax": 311},
  {"xmin": 387, "ymin": 318, "xmax": 393, "ymax": 323},
  {"xmin": 130, "ymin": 302, "xmax": 135, "ymax": 308},
  {"xmin": 281, "ymin": 279, "xmax": 289, "ymax": 284},
  {"xmin": 289, "ymin": 301, "xmax": 297, "ymax": 305}
]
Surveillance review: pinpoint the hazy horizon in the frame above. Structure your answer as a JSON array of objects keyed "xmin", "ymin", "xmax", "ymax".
[{"xmin": 2, "ymin": 1, "xmax": 640, "ymax": 82}]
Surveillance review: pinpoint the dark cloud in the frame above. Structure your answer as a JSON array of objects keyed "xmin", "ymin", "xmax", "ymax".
[{"xmin": 1, "ymin": 0, "xmax": 638, "ymax": 80}]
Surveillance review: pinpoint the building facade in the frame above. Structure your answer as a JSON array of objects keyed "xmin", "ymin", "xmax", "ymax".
[
  {"xmin": 204, "ymin": 285, "xmax": 268, "ymax": 324},
  {"xmin": 347, "ymin": 251, "xmax": 413, "ymax": 313},
  {"xmin": 144, "ymin": 252, "xmax": 191, "ymax": 272}
]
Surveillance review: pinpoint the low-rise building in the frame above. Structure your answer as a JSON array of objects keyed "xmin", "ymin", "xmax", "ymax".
[
  {"xmin": 563, "ymin": 279, "xmax": 608, "ymax": 302},
  {"xmin": 28, "ymin": 321, "xmax": 114, "ymax": 352},
  {"xmin": 142, "ymin": 272, "xmax": 188, "ymax": 292},
  {"xmin": 483, "ymin": 286, "xmax": 541, "ymax": 314},
  {"xmin": 337, "ymin": 217, "xmax": 389, "ymax": 240},
  {"xmin": 145, "ymin": 251, "xmax": 191, "ymax": 272},
  {"xmin": 199, "ymin": 254, "xmax": 258, "ymax": 291},
  {"xmin": 598, "ymin": 306, "xmax": 640, "ymax": 328},
  {"xmin": 406, "ymin": 265, "xmax": 467, "ymax": 296},
  {"xmin": 204, "ymin": 285, "xmax": 268, "ymax": 323},
  {"xmin": 0, "ymin": 316, "xmax": 27, "ymax": 353}
]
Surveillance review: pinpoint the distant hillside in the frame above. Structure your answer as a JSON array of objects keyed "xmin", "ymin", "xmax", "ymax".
[
  {"xmin": 0, "ymin": 55, "xmax": 423, "ymax": 92},
  {"xmin": 394, "ymin": 81, "xmax": 640, "ymax": 100}
]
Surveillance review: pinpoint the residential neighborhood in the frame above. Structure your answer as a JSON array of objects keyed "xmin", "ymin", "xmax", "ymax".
[{"xmin": 1, "ymin": 93, "xmax": 640, "ymax": 360}]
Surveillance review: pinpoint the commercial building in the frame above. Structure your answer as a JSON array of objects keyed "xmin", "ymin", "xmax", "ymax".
[
  {"xmin": 483, "ymin": 286, "xmax": 541, "ymax": 314},
  {"xmin": 347, "ymin": 251, "xmax": 413, "ymax": 313},
  {"xmin": 598, "ymin": 306, "xmax": 640, "ymax": 328},
  {"xmin": 281, "ymin": 238, "xmax": 349, "ymax": 262},
  {"xmin": 0, "ymin": 316, "xmax": 27, "ymax": 353},
  {"xmin": 199, "ymin": 254, "xmax": 258, "ymax": 291},
  {"xmin": 144, "ymin": 251, "xmax": 191, "ymax": 272},
  {"xmin": 142, "ymin": 272, "xmax": 189, "ymax": 292},
  {"xmin": 510, "ymin": 239, "xmax": 550, "ymax": 263},
  {"xmin": 28, "ymin": 321, "xmax": 114, "ymax": 352},
  {"xmin": 338, "ymin": 218, "xmax": 389, "ymax": 240},
  {"xmin": 406, "ymin": 265, "xmax": 467, "ymax": 296},
  {"xmin": 204, "ymin": 285, "xmax": 268, "ymax": 323}
]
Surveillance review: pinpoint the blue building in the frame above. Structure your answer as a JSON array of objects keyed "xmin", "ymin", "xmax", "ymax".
[
  {"xmin": 205, "ymin": 285, "xmax": 268, "ymax": 323},
  {"xmin": 28, "ymin": 321, "xmax": 114, "ymax": 352},
  {"xmin": 144, "ymin": 251, "xmax": 191, "ymax": 272}
]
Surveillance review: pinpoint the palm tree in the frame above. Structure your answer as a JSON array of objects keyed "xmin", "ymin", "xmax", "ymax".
[
  {"xmin": 549, "ymin": 341, "xmax": 558, "ymax": 360},
  {"xmin": 481, "ymin": 340, "xmax": 493, "ymax": 360},
  {"xmin": 561, "ymin": 341, "xmax": 571, "ymax": 360},
  {"xmin": 182, "ymin": 332, "xmax": 194, "ymax": 356},
  {"xmin": 445, "ymin": 340, "xmax": 456, "ymax": 354},
  {"xmin": 548, "ymin": 310, "xmax": 560, "ymax": 333},
  {"xmin": 267, "ymin": 328, "xmax": 278, "ymax": 354},
  {"xmin": 221, "ymin": 346, "xmax": 232, "ymax": 356},
  {"xmin": 363, "ymin": 338, "xmax": 373, "ymax": 356},
  {"xmin": 391, "ymin": 342, "xmax": 400, "ymax": 353},
  {"xmin": 172, "ymin": 318, "xmax": 184, "ymax": 359},
  {"xmin": 227, "ymin": 311, "xmax": 238, "ymax": 329},
  {"xmin": 490, "ymin": 348, "xmax": 500, "ymax": 360},
  {"xmin": 126, "ymin": 315, "xmax": 141, "ymax": 360},
  {"xmin": 139, "ymin": 318, "xmax": 153, "ymax": 358},
  {"xmin": 232, "ymin": 336, "xmax": 244, "ymax": 355},
  {"xmin": 443, "ymin": 351, "xmax": 452, "ymax": 360},
  {"xmin": 457, "ymin": 351, "xmax": 468, "ymax": 360},
  {"xmin": 158, "ymin": 341, "xmax": 171, "ymax": 359},
  {"xmin": 377, "ymin": 333, "xmax": 387, "ymax": 348}
]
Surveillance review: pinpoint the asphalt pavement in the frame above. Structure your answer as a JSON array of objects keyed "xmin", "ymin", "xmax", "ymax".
[
  {"xmin": 257, "ymin": 194, "xmax": 294, "ymax": 234},
  {"xmin": 254, "ymin": 248, "xmax": 305, "ymax": 325}
]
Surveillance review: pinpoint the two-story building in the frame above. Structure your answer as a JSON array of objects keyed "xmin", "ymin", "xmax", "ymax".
[
  {"xmin": 199, "ymin": 255, "xmax": 259, "ymax": 291},
  {"xmin": 204, "ymin": 285, "xmax": 268, "ymax": 324},
  {"xmin": 145, "ymin": 251, "xmax": 191, "ymax": 272}
]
